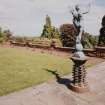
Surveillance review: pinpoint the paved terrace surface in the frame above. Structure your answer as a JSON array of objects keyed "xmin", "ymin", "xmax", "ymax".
[{"xmin": 0, "ymin": 61, "xmax": 105, "ymax": 105}]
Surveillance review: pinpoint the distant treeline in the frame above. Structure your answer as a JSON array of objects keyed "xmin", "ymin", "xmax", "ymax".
[
  {"xmin": 41, "ymin": 15, "xmax": 99, "ymax": 48},
  {"xmin": 0, "ymin": 15, "xmax": 100, "ymax": 48}
]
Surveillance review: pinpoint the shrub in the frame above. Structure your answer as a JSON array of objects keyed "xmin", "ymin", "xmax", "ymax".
[
  {"xmin": 60, "ymin": 24, "xmax": 97, "ymax": 48},
  {"xmin": 60, "ymin": 24, "xmax": 77, "ymax": 47}
]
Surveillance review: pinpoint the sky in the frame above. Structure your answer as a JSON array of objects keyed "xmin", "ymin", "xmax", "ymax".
[{"xmin": 0, "ymin": 0, "xmax": 105, "ymax": 36}]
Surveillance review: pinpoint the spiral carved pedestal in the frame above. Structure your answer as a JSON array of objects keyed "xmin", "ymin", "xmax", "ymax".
[{"xmin": 70, "ymin": 57, "xmax": 89, "ymax": 93}]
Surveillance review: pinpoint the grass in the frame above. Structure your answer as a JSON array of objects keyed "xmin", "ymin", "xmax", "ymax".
[
  {"xmin": 0, "ymin": 47, "xmax": 74, "ymax": 96},
  {"xmin": 0, "ymin": 47, "xmax": 95, "ymax": 96}
]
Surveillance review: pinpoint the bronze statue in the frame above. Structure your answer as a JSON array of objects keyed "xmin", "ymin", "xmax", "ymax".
[
  {"xmin": 70, "ymin": 5, "xmax": 90, "ymax": 93},
  {"xmin": 70, "ymin": 5, "xmax": 90, "ymax": 59}
]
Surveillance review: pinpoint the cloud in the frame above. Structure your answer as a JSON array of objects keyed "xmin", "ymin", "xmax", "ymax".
[{"xmin": 0, "ymin": 0, "xmax": 104, "ymax": 36}]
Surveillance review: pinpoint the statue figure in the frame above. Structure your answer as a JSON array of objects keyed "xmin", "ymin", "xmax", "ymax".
[{"xmin": 70, "ymin": 5, "xmax": 89, "ymax": 59}]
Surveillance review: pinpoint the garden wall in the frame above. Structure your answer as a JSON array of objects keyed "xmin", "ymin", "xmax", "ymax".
[{"xmin": 10, "ymin": 41, "xmax": 104, "ymax": 57}]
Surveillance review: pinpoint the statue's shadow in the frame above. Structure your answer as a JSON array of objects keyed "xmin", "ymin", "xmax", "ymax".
[{"xmin": 44, "ymin": 69, "xmax": 72, "ymax": 89}]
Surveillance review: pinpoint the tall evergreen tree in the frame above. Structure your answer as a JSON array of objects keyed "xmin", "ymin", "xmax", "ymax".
[
  {"xmin": 41, "ymin": 15, "xmax": 60, "ymax": 39},
  {"xmin": 46, "ymin": 15, "xmax": 51, "ymax": 27},
  {"xmin": 98, "ymin": 15, "xmax": 105, "ymax": 46}
]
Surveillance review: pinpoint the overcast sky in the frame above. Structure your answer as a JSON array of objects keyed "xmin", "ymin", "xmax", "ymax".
[{"xmin": 0, "ymin": 0, "xmax": 105, "ymax": 36}]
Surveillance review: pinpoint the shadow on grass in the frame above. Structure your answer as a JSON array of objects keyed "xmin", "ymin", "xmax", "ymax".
[{"xmin": 44, "ymin": 69, "xmax": 72, "ymax": 89}]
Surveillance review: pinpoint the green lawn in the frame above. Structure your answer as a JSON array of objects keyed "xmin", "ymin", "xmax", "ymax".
[{"xmin": 0, "ymin": 47, "xmax": 73, "ymax": 96}]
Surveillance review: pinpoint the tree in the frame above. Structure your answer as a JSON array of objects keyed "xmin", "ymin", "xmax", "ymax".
[
  {"xmin": 60, "ymin": 24, "xmax": 77, "ymax": 47},
  {"xmin": 0, "ymin": 27, "xmax": 3, "ymax": 37},
  {"xmin": 41, "ymin": 15, "xmax": 60, "ymax": 39},
  {"xmin": 60, "ymin": 24, "xmax": 97, "ymax": 48},
  {"xmin": 102, "ymin": 15, "xmax": 105, "ymax": 26},
  {"xmin": 0, "ymin": 27, "xmax": 13, "ymax": 43},
  {"xmin": 41, "ymin": 15, "xmax": 52, "ymax": 39},
  {"xmin": 46, "ymin": 15, "xmax": 51, "ymax": 27},
  {"xmin": 3, "ymin": 30, "xmax": 12, "ymax": 40},
  {"xmin": 51, "ymin": 27, "xmax": 60, "ymax": 39},
  {"xmin": 82, "ymin": 32, "xmax": 98, "ymax": 48},
  {"xmin": 0, "ymin": 27, "xmax": 5, "ymax": 43},
  {"xmin": 98, "ymin": 15, "xmax": 105, "ymax": 46}
]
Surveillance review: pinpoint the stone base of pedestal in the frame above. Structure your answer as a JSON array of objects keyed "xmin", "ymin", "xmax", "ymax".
[
  {"xmin": 69, "ymin": 83, "xmax": 89, "ymax": 93},
  {"xmin": 70, "ymin": 56, "xmax": 89, "ymax": 93}
]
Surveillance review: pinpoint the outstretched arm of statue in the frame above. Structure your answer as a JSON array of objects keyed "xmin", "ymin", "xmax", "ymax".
[
  {"xmin": 82, "ymin": 3, "xmax": 91, "ymax": 15},
  {"xmin": 82, "ymin": 11, "xmax": 89, "ymax": 14}
]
